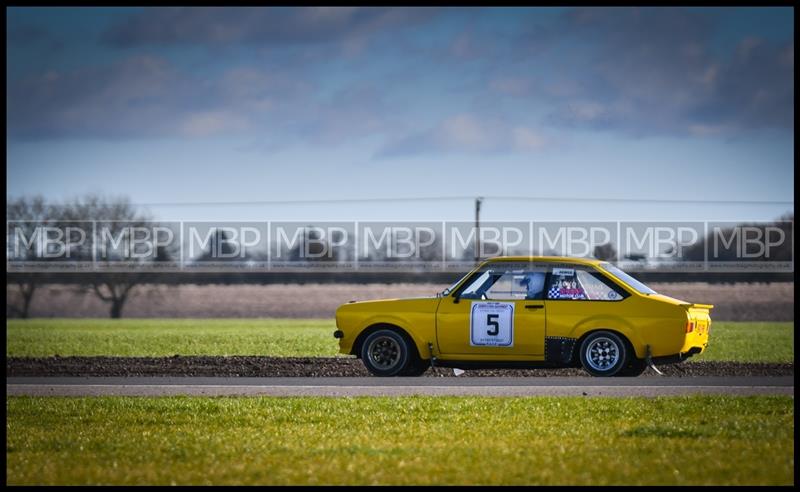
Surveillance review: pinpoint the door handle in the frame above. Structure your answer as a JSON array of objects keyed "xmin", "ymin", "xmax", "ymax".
[{"xmin": 525, "ymin": 304, "xmax": 544, "ymax": 309}]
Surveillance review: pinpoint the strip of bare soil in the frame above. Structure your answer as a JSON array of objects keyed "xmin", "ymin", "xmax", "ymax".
[
  {"xmin": 7, "ymin": 282, "xmax": 794, "ymax": 320},
  {"xmin": 6, "ymin": 356, "xmax": 793, "ymax": 378}
]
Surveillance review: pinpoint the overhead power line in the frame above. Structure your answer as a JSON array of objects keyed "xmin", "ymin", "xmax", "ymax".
[
  {"xmin": 486, "ymin": 196, "xmax": 794, "ymax": 206},
  {"xmin": 128, "ymin": 195, "xmax": 794, "ymax": 207},
  {"xmin": 135, "ymin": 196, "xmax": 477, "ymax": 207}
]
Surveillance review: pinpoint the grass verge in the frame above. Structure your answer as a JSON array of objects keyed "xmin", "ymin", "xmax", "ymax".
[
  {"xmin": 6, "ymin": 319, "xmax": 794, "ymax": 362},
  {"xmin": 691, "ymin": 321, "xmax": 794, "ymax": 362},
  {"xmin": 6, "ymin": 319, "xmax": 338, "ymax": 358},
  {"xmin": 6, "ymin": 395, "xmax": 794, "ymax": 485}
]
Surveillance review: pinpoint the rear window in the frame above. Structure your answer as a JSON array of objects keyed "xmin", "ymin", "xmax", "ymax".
[{"xmin": 599, "ymin": 263, "xmax": 657, "ymax": 295}]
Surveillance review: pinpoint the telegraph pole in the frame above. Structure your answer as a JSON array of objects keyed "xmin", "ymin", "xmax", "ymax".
[{"xmin": 474, "ymin": 197, "xmax": 483, "ymax": 263}]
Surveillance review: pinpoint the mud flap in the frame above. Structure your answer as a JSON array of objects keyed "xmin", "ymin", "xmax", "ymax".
[
  {"xmin": 645, "ymin": 345, "xmax": 664, "ymax": 376},
  {"xmin": 428, "ymin": 342, "xmax": 437, "ymax": 370}
]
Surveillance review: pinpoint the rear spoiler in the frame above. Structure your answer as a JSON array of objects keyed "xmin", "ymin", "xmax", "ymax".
[{"xmin": 686, "ymin": 303, "xmax": 714, "ymax": 310}]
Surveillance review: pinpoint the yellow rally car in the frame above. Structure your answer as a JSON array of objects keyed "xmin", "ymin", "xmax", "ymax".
[{"xmin": 334, "ymin": 256, "xmax": 713, "ymax": 377}]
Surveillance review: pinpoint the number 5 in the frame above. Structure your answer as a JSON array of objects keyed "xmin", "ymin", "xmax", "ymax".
[{"xmin": 487, "ymin": 314, "xmax": 499, "ymax": 336}]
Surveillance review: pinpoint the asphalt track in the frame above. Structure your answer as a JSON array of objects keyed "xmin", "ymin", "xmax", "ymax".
[{"xmin": 6, "ymin": 376, "xmax": 794, "ymax": 397}]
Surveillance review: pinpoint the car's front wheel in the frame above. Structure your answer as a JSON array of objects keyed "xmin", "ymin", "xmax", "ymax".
[
  {"xmin": 360, "ymin": 329, "xmax": 412, "ymax": 377},
  {"xmin": 399, "ymin": 355, "xmax": 430, "ymax": 376},
  {"xmin": 578, "ymin": 331, "xmax": 630, "ymax": 377}
]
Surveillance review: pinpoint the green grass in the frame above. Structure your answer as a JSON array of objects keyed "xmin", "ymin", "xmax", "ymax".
[
  {"xmin": 6, "ymin": 319, "xmax": 794, "ymax": 362},
  {"xmin": 5, "ymin": 319, "xmax": 339, "ymax": 358},
  {"xmin": 6, "ymin": 396, "xmax": 793, "ymax": 485},
  {"xmin": 691, "ymin": 322, "xmax": 794, "ymax": 363}
]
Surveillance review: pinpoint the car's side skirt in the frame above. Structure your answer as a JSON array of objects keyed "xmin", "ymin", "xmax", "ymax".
[
  {"xmin": 544, "ymin": 336, "xmax": 578, "ymax": 365},
  {"xmin": 431, "ymin": 337, "xmax": 580, "ymax": 369},
  {"xmin": 430, "ymin": 360, "xmax": 568, "ymax": 370}
]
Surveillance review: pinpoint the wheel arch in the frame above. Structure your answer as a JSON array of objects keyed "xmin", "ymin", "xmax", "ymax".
[
  {"xmin": 352, "ymin": 322, "xmax": 426, "ymax": 361},
  {"xmin": 572, "ymin": 327, "xmax": 640, "ymax": 365},
  {"xmin": 569, "ymin": 318, "xmax": 646, "ymax": 359}
]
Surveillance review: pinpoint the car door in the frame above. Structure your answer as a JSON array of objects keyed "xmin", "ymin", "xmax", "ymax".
[
  {"xmin": 542, "ymin": 265, "xmax": 630, "ymax": 342},
  {"xmin": 436, "ymin": 263, "xmax": 547, "ymax": 358}
]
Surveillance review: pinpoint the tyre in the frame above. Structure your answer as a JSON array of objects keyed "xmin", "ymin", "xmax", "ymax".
[
  {"xmin": 578, "ymin": 331, "xmax": 630, "ymax": 377},
  {"xmin": 399, "ymin": 355, "xmax": 430, "ymax": 376},
  {"xmin": 360, "ymin": 329, "xmax": 412, "ymax": 377},
  {"xmin": 618, "ymin": 357, "xmax": 648, "ymax": 377}
]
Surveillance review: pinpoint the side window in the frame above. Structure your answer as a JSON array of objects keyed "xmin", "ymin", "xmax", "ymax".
[
  {"xmin": 546, "ymin": 266, "xmax": 626, "ymax": 301},
  {"xmin": 546, "ymin": 267, "xmax": 586, "ymax": 300},
  {"xmin": 459, "ymin": 271, "xmax": 492, "ymax": 299},
  {"xmin": 484, "ymin": 272, "xmax": 526, "ymax": 300},
  {"xmin": 457, "ymin": 263, "xmax": 549, "ymax": 301},
  {"xmin": 576, "ymin": 270, "xmax": 624, "ymax": 301},
  {"xmin": 485, "ymin": 270, "xmax": 547, "ymax": 300},
  {"xmin": 486, "ymin": 270, "xmax": 545, "ymax": 301},
  {"xmin": 521, "ymin": 271, "xmax": 547, "ymax": 300}
]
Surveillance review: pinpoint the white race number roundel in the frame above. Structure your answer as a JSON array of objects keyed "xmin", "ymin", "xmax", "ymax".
[{"xmin": 470, "ymin": 302, "xmax": 514, "ymax": 347}]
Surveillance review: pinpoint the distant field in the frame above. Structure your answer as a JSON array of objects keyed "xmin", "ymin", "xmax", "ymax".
[
  {"xmin": 6, "ymin": 395, "xmax": 793, "ymax": 485},
  {"xmin": 7, "ymin": 282, "xmax": 794, "ymax": 320},
  {"xmin": 6, "ymin": 319, "xmax": 794, "ymax": 362}
]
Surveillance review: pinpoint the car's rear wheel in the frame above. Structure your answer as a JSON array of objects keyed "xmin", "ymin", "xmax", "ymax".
[
  {"xmin": 618, "ymin": 357, "xmax": 648, "ymax": 377},
  {"xmin": 360, "ymin": 329, "xmax": 411, "ymax": 377},
  {"xmin": 578, "ymin": 331, "xmax": 629, "ymax": 377}
]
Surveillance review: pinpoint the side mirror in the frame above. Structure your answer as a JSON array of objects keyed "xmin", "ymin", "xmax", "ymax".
[{"xmin": 452, "ymin": 293, "xmax": 461, "ymax": 304}]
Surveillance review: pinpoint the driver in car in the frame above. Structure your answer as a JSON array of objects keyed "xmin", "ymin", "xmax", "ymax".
[{"xmin": 520, "ymin": 271, "xmax": 546, "ymax": 300}]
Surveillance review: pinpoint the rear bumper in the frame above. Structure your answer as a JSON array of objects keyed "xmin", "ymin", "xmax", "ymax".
[{"xmin": 680, "ymin": 322, "xmax": 710, "ymax": 355}]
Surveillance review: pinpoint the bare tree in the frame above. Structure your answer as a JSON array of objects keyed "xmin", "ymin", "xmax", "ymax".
[
  {"xmin": 286, "ymin": 227, "xmax": 342, "ymax": 262},
  {"xmin": 6, "ymin": 196, "xmax": 56, "ymax": 318},
  {"xmin": 6, "ymin": 280, "xmax": 37, "ymax": 319},
  {"xmin": 91, "ymin": 281, "xmax": 138, "ymax": 319},
  {"xmin": 59, "ymin": 194, "xmax": 160, "ymax": 319},
  {"xmin": 593, "ymin": 243, "xmax": 617, "ymax": 261},
  {"xmin": 195, "ymin": 228, "xmax": 243, "ymax": 261},
  {"xmin": 679, "ymin": 212, "xmax": 794, "ymax": 263}
]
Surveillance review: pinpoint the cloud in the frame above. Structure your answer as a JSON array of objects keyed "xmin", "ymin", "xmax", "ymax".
[
  {"xmin": 180, "ymin": 110, "xmax": 249, "ymax": 137},
  {"xmin": 512, "ymin": 127, "xmax": 546, "ymax": 151},
  {"xmin": 6, "ymin": 53, "xmax": 396, "ymax": 146},
  {"xmin": 538, "ymin": 7, "xmax": 794, "ymax": 136},
  {"xmin": 103, "ymin": 7, "xmax": 433, "ymax": 48},
  {"xmin": 7, "ymin": 7, "xmax": 792, "ymax": 146},
  {"xmin": 488, "ymin": 77, "xmax": 534, "ymax": 97},
  {"xmin": 6, "ymin": 8, "xmax": 435, "ymax": 143},
  {"xmin": 7, "ymin": 55, "xmax": 192, "ymax": 139},
  {"xmin": 375, "ymin": 114, "xmax": 548, "ymax": 158},
  {"xmin": 689, "ymin": 37, "xmax": 794, "ymax": 130},
  {"xmin": 7, "ymin": 23, "xmax": 62, "ymax": 48}
]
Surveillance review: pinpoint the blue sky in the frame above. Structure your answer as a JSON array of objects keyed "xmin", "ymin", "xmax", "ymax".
[{"xmin": 6, "ymin": 7, "xmax": 794, "ymax": 222}]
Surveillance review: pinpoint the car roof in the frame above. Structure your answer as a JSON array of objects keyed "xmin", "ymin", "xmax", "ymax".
[{"xmin": 479, "ymin": 256, "xmax": 605, "ymax": 267}]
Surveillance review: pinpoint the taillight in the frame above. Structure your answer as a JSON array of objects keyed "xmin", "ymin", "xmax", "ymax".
[{"xmin": 686, "ymin": 321, "xmax": 695, "ymax": 333}]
